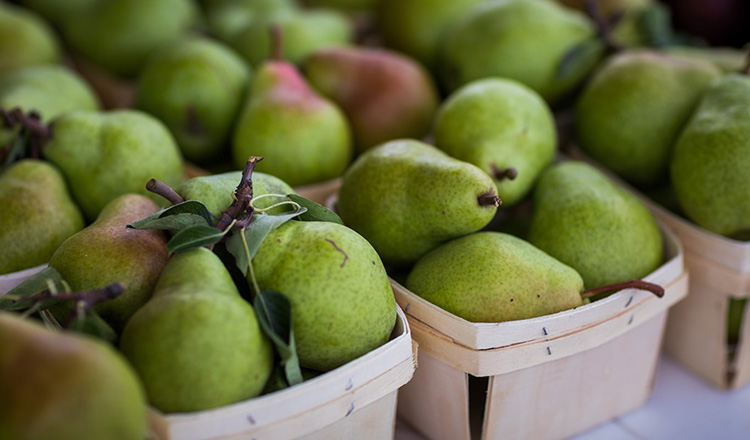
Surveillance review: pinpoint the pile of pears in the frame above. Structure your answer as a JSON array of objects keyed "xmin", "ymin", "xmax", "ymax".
[{"xmin": 1, "ymin": 0, "xmax": 748, "ymax": 436}]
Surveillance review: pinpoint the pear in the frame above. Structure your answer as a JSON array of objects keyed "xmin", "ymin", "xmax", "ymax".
[
  {"xmin": 434, "ymin": 78, "xmax": 556, "ymax": 207},
  {"xmin": 177, "ymin": 170, "xmax": 295, "ymax": 218},
  {"xmin": 0, "ymin": 3, "xmax": 59, "ymax": 75},
  {"xmin": 0, "ymin": 65, "xmax": 99, "ymax": 146},
  {"xmin": 0, "ymin": 313, "xmax": 147, "ymax": 440},
  {"xmin": 555, "ymin": 0, "xmax": 650, "ymax": 19},
  {"xmin": 232, "ymin": 47, "xmax": 352, "ymax": 187},
  {"xmin": 670, "ymin": 74, "xmax": 750, "ymax": 239},
  {"xmin": 576, "ymin": 51, "xmax": 720, "ymax": 186},
  {"xmin": 304, "ymin": 47, "xmax": 440, "ymax": 153},
  {"xmin": 664, "ymin": 46, "xmax": 747, "ymax": 74},
  {"xmin": 49, "ymin": 194, "xmax": 170, "ymax": 333},
  {"xmin": 528, "ymin": 161, "xmax": 663, "ymax": 290},
  {"xmin": 337, "ymin": 139, "xmax": 500, "ymax": 266},
  {"xmin": 439, "ymin": 0, "xmax": 596, "ymax": 103},
  {"xmin": 406, "ymin": 232, "xmax": 585, "ymax": 322},
  {"xmin": 206, "ymin": 0, "xmax": 296, "ymax": 43},
  {"xmin": 19, "ymin": 0, "xmax": 98, "ymax": 25},
  {"xmin": 232, "ymin": 9, "xmax": 352, "ymax": 68},
  {"xmin": 61, "ymin": 0, "xmax": 198, "ymax": 77},
  {"xmin": 120, "ymin": 248, "xmax": 273, "ymax": 413},
  {"xmin": 253, "ymin": 220, "xmax": 397, "ymax": 371},
  {"xmin": 42, "ymin": 110, "xmax": 185, "ymax": 221},
  {"xmin": 136, "ymin": 37, "xmax": 251, "ymax": 164},
  {"xmin": 305, "ymin": 0, "xmax": 374, "ymax": 11},
  {"xmin": 0, "ymin": 160, "xmax": 84, "ymax": 275},
  {"xmin": 376, "ymin": 0, "xmax": 485, "ymax": 70}
]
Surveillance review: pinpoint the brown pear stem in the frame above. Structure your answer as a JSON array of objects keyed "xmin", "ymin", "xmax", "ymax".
[
  {"xmin": 146, "ymin": 178, "xmax": 184, "ymax": 205},
  {"xmin": 580, "ymin": 279, "xmax": 665, "ymax": 300},
  {"xmin": 1, "ymin": 107, "xmax": 51, "ymax": 141},
  {"xmin": 477, "ymin": 191, "xmax": 502, "ymax": 207},
  {"xmin": 216, "ymin": 156, "xmax": 263, "ymax": 231},
  {"xmin": 584, "ymin": 0, "xmax": 623, "ymax": 52},
  {"xmin": 492, "ymin": 166, "xmax": 518, "ymax": 182},
  {"xmin": 62, "ymin": 283, "xmax": 126, "ymax": 327},
  {"xmin": 270, "ymin": 24, "xmax": 283, "ymax": 61}
]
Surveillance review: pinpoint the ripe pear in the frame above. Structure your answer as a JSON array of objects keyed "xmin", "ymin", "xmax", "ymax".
[
  {"xmin": 439, "ymin": 0, "xmax": 596, "ymax": 103},
  {"xmin": 0, "ymin": 3, "xmax": 59, "ymax": 75},
  {"xmin": 337, "ymin": 139, "xmax": 500, "ymax": 266},
  {"xmin": 232, "ymin": 53, "xmax": 352, "ymax": 187},
  {"xmin": 42, "ymin": 110, "xmax": 185, "ymax": 221},
  {"xmin": 60, "ymin": 0, "xmax": 198, "ymax": 77},
  {"xmin": 49, "ymin": 194, "xmax": 170, "ymax": 333},
  {"xmin": 120, "ymin": 248, "xmax": 273, "ymax": 413},
  {"xmin": 304, "ymin": 47, "xmax": 440, "ymax": 153},
  {"xmin": 136, "ymin": 37, "xmax": 251, "ymax": 163},
  {"xmin": 434, "ymin": 78, "xmax": 556, "ymax": 207},
  {"xmin": 670, "ymin": 74, "xmax": 750, "ymax": 239},
  {"xmin": 0, "ymin": 313, "xmax": 147, "ymax": 440},
  {"xmin": 253, "ymin": 220, "xmax": 397, "ymax": 371},
  {"xmin": 376, "ymin": 0, "xmax": 485, "ymax": 70},
  {"xmin": 406, "ymin": 232, "xmax": 585, "ymax": 322},
  {"xmin": 0, "ymin": 160, "xmax": 84, "ymax": 275},
  {"xmin": 232, "ymin": 9, "xmax": 352, "ymax": 67},
  {"xmin": 0, "ymin": 65, "xmax": 99, "ymax": 146},
  {"xmin": 576, "ymin": 51, "xmax": 720, "ymax": 186},
  {"xmin": 528, "ymin": 161, "xmax": 663, "ymax": 289},
  {"xmin": 177, "ymin": 170, "xmax": 295, "ymax": 218}
]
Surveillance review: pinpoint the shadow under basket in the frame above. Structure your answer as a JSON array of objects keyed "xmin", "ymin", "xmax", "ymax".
[
  {"xmin": 393, "ymin": 224, "xmax": 687, "ymax": 440},
  {"xmin": 0, "ymin": 264, "xmax": 48, "ymax": 295},
  {"xmin": 149, "ymin": 306, "xmax": 416, "ymax": 440}
]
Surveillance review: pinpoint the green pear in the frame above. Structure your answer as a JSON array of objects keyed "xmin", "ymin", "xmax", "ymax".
[
  {"xmin": 49, "ymin": 194, "xmax": 170, "ymax": 333},
  {"xmin": 231, "ymin": 9, "xmax": 352, "ymax": 67},
  {"xmin": 305, "ymin": 0, "xmax": 374, "ymax": 11},
  {"xmin": 555, "ymin": 0, "xmax": 650, "ymax": 18},
  {"xmin": 253, "ymin": 220, "xmax": 397, "ymax": 371},
  {"xmin": 439, "ymin": 0, "xmax": 596, "ymax": 103},
  {"xmin": 670, "ymin": 74, "xmax": 750, "ymax": 239},
  {"xmin": 206, "ymin": 0, "xmax": 296, "ymax": 42},
  {"xmin": 576, "ymin": 51, "xmax": 720, "ymax": 186},
  {"xmin": 337, "ymin": 139, "xmax": 500, "ymax": 266},
  {"xmin": 406, "ymin": 232, "xmax": 585, "ymax": 322},
  {"xmin": 0, "ymin": 3, "xmax": 59, "ymax": 75},
  {"xmin": 376, "ymin": 0, "xmax": 485, "ymax": 70},
  {"xmin": 664, "ymin": 46, "xmax": 747, "ymax": 74},
  {"xmin": 61, "ymin": 0, "xmax": 198, "ymax": 77},
  {"xmin": 434, "ymin": 78, "xmax": 556, "ymax": 207},
  {"xmin": 120, "ymin": 248, "xmax": 273, "ymax": 413},
  {"xmin": 0, "ymin": 313, "xmax": 147, "ymax": 440},
  {"xmin": 19, "ymin": 0, "xmax": 99, "ymax": 25},
  {"xmin": 528, "ymin": 161, "xmax": 663, "ymax": 289},
  {"xmin": 136, "ymin": 37, "xmax": 251, "ymax": 164},
  {"xmin": 42, "ymin": 110, "xmax": 185, "ymax": 221},
  {"xmin": 232, "ymin": 55, "xmax": 352, "ymax": 187},
  {"xmin": 0, "ymin": 160, "xmax": 84, "ymax": 275},
  {"xmin": 304, "ymin": 47, "xmax": 440, "ymax": 153},
  {"xmin": 177, "ymin": 170, "xmax": 295, "ymax": 218},
  {"xmin": 0, "ymin": 65, "xmax": 99, "ymax": 146}
]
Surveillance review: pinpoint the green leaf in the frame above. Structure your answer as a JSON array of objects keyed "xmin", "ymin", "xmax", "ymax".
[
  {"xmin": 225, "ymin": 208, "xmax": 307, "ymax": 275},
  {"xmin": 636, "ymin": 3, "xmax": 679, "ymax": 47},
  {"xmin": 557, "ymin": 38, "xmax": 605, "ymax": 82},
  {"xmin": 0, "ymin": 267, "xmax": 67, "ymax": 311},
  {"xmin": 2, "ymin": 132, "xmax": 26, "ymax": 170},
  {"xmin": 67, "ymin": 309, "xmax": 117, "ymax": 343},
  {"xmin": 166, "ymin": 225, "xmax": 226, "ymax": 254},
  {"xmin": 254, "ymin": 290, "xmax": 303, "ymax": 386},
  {"xmin": 286, "ymin": 194, "xmax": 343, "ymax": 224},
  {"xmin": 127, "ymin": 200, "xmax": 213, "ymax": 230}
]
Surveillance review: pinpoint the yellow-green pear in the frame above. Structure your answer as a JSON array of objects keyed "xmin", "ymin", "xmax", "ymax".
[{"xmin": 0, "ymin": 3, "xmax": 59, "ymax": 75}]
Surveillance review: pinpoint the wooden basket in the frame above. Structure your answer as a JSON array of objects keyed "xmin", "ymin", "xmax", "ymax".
[
  {"xmin": 394, "ymin": 224, "xmax": 687, "ymax": 440},
  {"xmin": 149, "ymin": 306, "xmax": 416, "ymax": 440},
  {"xmin": 0, "ymin": 264, "xmax": 48, "ymax": 295}
]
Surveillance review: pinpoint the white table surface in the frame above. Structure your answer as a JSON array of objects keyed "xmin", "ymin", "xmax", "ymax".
[{"xmin": 395, "ymin": 355, "xmax": 750, "ymax": 440}]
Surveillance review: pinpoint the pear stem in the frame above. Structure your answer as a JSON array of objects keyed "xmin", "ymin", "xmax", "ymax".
[
  {"xmin": 477, "ymin": 191, "xmax": 502, "ymax": 207},
  {"xmin": 216, "ymin": 156, "xmax": 263, "ymax": 231},
  {"xmin": 270, "ymin": 25, "xmax": 283, "ymax": 61},
  {"xmin": 580, "ymin": 279, "xmax": 665, "ymax": 301},
  {"xmin": 492, "ymin": 166, "xmax": 518, "ymax": 182},
  {"xmin": 584, "ymin": 0, "xmax": 623, "ymax": 52},
  {"xmin": 146, "ymin": 178, "xmax": 184, "ymax": 205},
  {"xmin": 0, "ymin": 107, "xmax": 51, "ymax": 141}
]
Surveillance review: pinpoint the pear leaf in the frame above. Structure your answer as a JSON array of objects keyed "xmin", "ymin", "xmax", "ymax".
[
  {"xmin": 67, "ymin": 309, "xmax": 118, "ymax": 343},
  {"xmin": 636, "ymin": 3, "xmax": 679, "ymax": 47},
  {"xmin": 127, "ymin": 200, "xmax": 213, "ymax": 230},
  {"xmin": 557, "ymin": 38, "xmax": 605, "ymax": 81},
  {"xmin": 166, "ymin": 225, "xmax": 227, "ymax": 254},
  {"xmin": 0, "ymin": 267, "xmax": 68, "ymax": 311},
  {"xmin": 2, "ymin": 133, "xmax": 27, "ymax": 171},
  {"xmin": 226, "ymin": 207, "xmax": 308, "ymax": 275},
  {"xmin": 286, "ymin": 194, "xmax": 343, "ymax": 224},
  {"xmin": 254, "ymin": 290, "xmax": 303, "ymax": 386}
]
